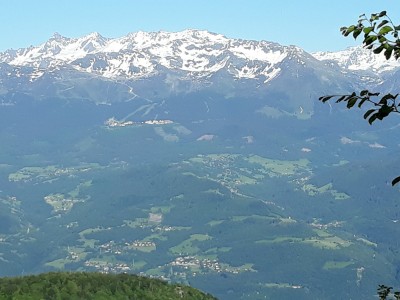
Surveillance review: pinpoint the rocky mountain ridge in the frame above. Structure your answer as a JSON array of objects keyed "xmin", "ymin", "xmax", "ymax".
[
  {"xmin": 312, "ymin": 46, "xmax": 400, "ymax": 74},
  {"xmin": 1, "ymin": 30, "xmax": 398, "ymax": 80},
  {"xmin": 0, "ymin": 30, "xmax": 395, "ymax": 115},
  {"xmin": 0, "ymin": 30, "xmax": 305, "ymax": 82}
]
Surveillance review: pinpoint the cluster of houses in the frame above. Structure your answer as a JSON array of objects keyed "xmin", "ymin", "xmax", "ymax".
[
  {"xmin": 169, "ymin": 255, "xmax": 254, "ymax": 275},
  {"xmin": 310, "ymin": 219, "xmax": 344, "ymax": 230},
  {"xmin": 151, "ymin": 225, "xmax": 177, "ymax": 232},
  {"xmin": 44, "ymin": 194, "xmax": 82, "ymax": 213},
  {"xmin": 130, "ymin": 240, "xmax": 156, "ymax": 248},
  {"xmin": 97, "ymin": 240, "xmax": 156, "ymax": 254},
  {"xmin": 84, "ymin": 260, "xmax": 132, "ymax": 273},
  {"xmin": 170, "ymin": 256, "xmax": 222, "ymax": 272},
  {"xmin": 67, "ymin": 250, "xmax": 80, "ymax": 261},
  {"xmin": 105, "ymin": 117, "xmax": 173, "ymax": 128}
]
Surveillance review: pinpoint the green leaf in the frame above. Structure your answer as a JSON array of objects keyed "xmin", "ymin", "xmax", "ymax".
[
  {"xmin": 379, "ymin": 36, "xmax": 388, "ymax": 43},
  {"xmin": 336, "ymin": 96, "xmax": 348, "ymax": 103},
  {"xmin": 363, "ymin": 26, "xmax": 374, "ymax": 34},
  {"xmin": 353, "ymin": 29, "xmax": 362, "ymax": 39},
  {"xmin": 376, "ymin": 105, "xmax": 393, "ymax": 120},
  {"xmin": 368, "ymin": 114, "xmax": 378, "ymax": 124},
  {"xmin": 346, "ymin": 97, "xmax": 357, "ymax": 108},
  {"xmin": 341, "ymin": 26, "xmax": 354, "ymax": 37},
  {"xmin": 358, "ymin": 98, "xmax": 367, "ymax": 107},
  {"xmin": 378, "ymin": 11, "xmax": 387, "ymax": 17},
  {"xmin": 377, "ymin": 20, "xmax": 389, "ymax": 29},
  {"xmin": 384, "ymin": 47, "xmax": 393, "ymax": 60},
  {"xmin": 392, "ymin": 176, "xmax": 400, "ymax": 186},
  {"xmin": 373, "ymin": 45, "xmax": 385, "ymax": 54},
  {"xmin": 368, "ymin": 92, "xmax": 380, "ymax": 97},
  {"xmin": 363, "ymin": 109, "xmax": 375, "ymax": 119},
  {"xmin": 379, "ymin": 93, "xmax": 396, "ymax": 104},
  {"xmin": 364, "ymin": 35, "xmax": 377, "ymax": 46},
  {"xmin": 370, "ymin": 14, "xmax": 379, "ymax": 22},
  {"xmin": 336, "ymin": 95, "xmax": 346, "ymax": 102},
  {"xmin": 379, "ymin": 25, "xmax": 393, "ymax": 35},
  {"xmin": 319, "ymin": 96, "xmax": 334, "ymax": 102}
]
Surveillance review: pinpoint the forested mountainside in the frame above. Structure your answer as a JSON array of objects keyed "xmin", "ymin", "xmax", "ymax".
[{"xmin": 0, "ymin": 272, "xmax": 217, "ymax": 300}]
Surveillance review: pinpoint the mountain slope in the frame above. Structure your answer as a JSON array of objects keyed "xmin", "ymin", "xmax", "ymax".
[
  {"xmin": 0, "ymin": 30, "xmax": 361, "ymax": 120},
  {"xmin": 0, "ymin": 30, "xmax": 296, "ymax": 81},
  {"xmin": 312, "ymin": 46, "xmax": 400, "ymax": 74}
]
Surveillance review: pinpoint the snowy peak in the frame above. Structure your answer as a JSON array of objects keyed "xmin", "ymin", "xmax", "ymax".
[
  {"xmin": 78, "ymin": 32, "xmax": 109, "ymax": 51},
  {"xmin": 0, "ymin": 30, "xmax": 310, "ymax": 81},
  {"xmin": 49, "ymin": 32, "xmax": 69, "ymax": 43},
  {"xmin": 0, "ymin": 30, "xmax": 363, "ymax": 110},
  {"xmin": 312, "ymin": 46, "xmax": 400, "ymax": 73},
  {"xmin": 0, "ymin": 32, "xmax": 111, "ymax": 68},
  {"xmin": 2, "ymin": 30, "xmax": 400, "ymax": 84}
]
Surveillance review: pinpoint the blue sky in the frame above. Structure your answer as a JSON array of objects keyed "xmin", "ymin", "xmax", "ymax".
[{"xmin": 1, "ymin": 0, "xmax": 399, "ymax": 53}]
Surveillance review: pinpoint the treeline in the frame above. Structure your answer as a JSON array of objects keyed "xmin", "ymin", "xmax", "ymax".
[{"xmin": 0, "ymin": 272, "xmax": 217, "ymax": 300}]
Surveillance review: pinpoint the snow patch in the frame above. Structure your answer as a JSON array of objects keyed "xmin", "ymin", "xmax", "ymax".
[{"xmin": 197, "ymin": 134, "xmax": 215, "ymax": 141}]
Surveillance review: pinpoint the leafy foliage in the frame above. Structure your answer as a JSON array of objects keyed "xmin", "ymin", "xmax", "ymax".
[
  {"xmin": 319, "ymin": 92, "xmax": 399, "ymax": 125},
  {"xmin": 377, "ymin": 284, "xmax": 400, "ymax": 300},
  {"xmin": 378, "ymin": 285, "xmax": 393, "ymax": 300},
  {"xmin": 340, "ymin": 11, "xmax": 400, "ymax": 60},
  {"xmin": 0, "ymin": 272, "xmax": 217, "ymax": 300},
  {"xmin": 319, "ymin": 10, "xmax": 400, "ymax": 186},
  {"xmin": 321, "ymin": 10, "xmax": 400, "ymax": 297}
]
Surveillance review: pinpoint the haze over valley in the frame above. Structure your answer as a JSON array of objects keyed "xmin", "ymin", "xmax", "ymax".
[{"xmin": 0, "ymin": 29, "xmax": 400, "ymax": 299}]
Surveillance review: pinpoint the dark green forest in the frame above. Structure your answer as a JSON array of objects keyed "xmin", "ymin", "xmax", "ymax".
[{"xmin": 0, "ymin": 272, "xmax": 217, "ymax": 300}]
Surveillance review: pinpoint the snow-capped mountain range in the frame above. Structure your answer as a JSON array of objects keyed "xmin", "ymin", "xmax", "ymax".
[
  {"xmin": 0, "ymin": 30, "xmax": 305, "ymax": 82},
  {"xmin": 313, "ymin": 47, "xmax": 400, "ymax": 74},
  {"xmin": 0, "ymin": 29, "xmax": 398, "ymax": 109},
  {"xmin": 1, "ymin": 29, "xmax": 399, "ymax": 80}
]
